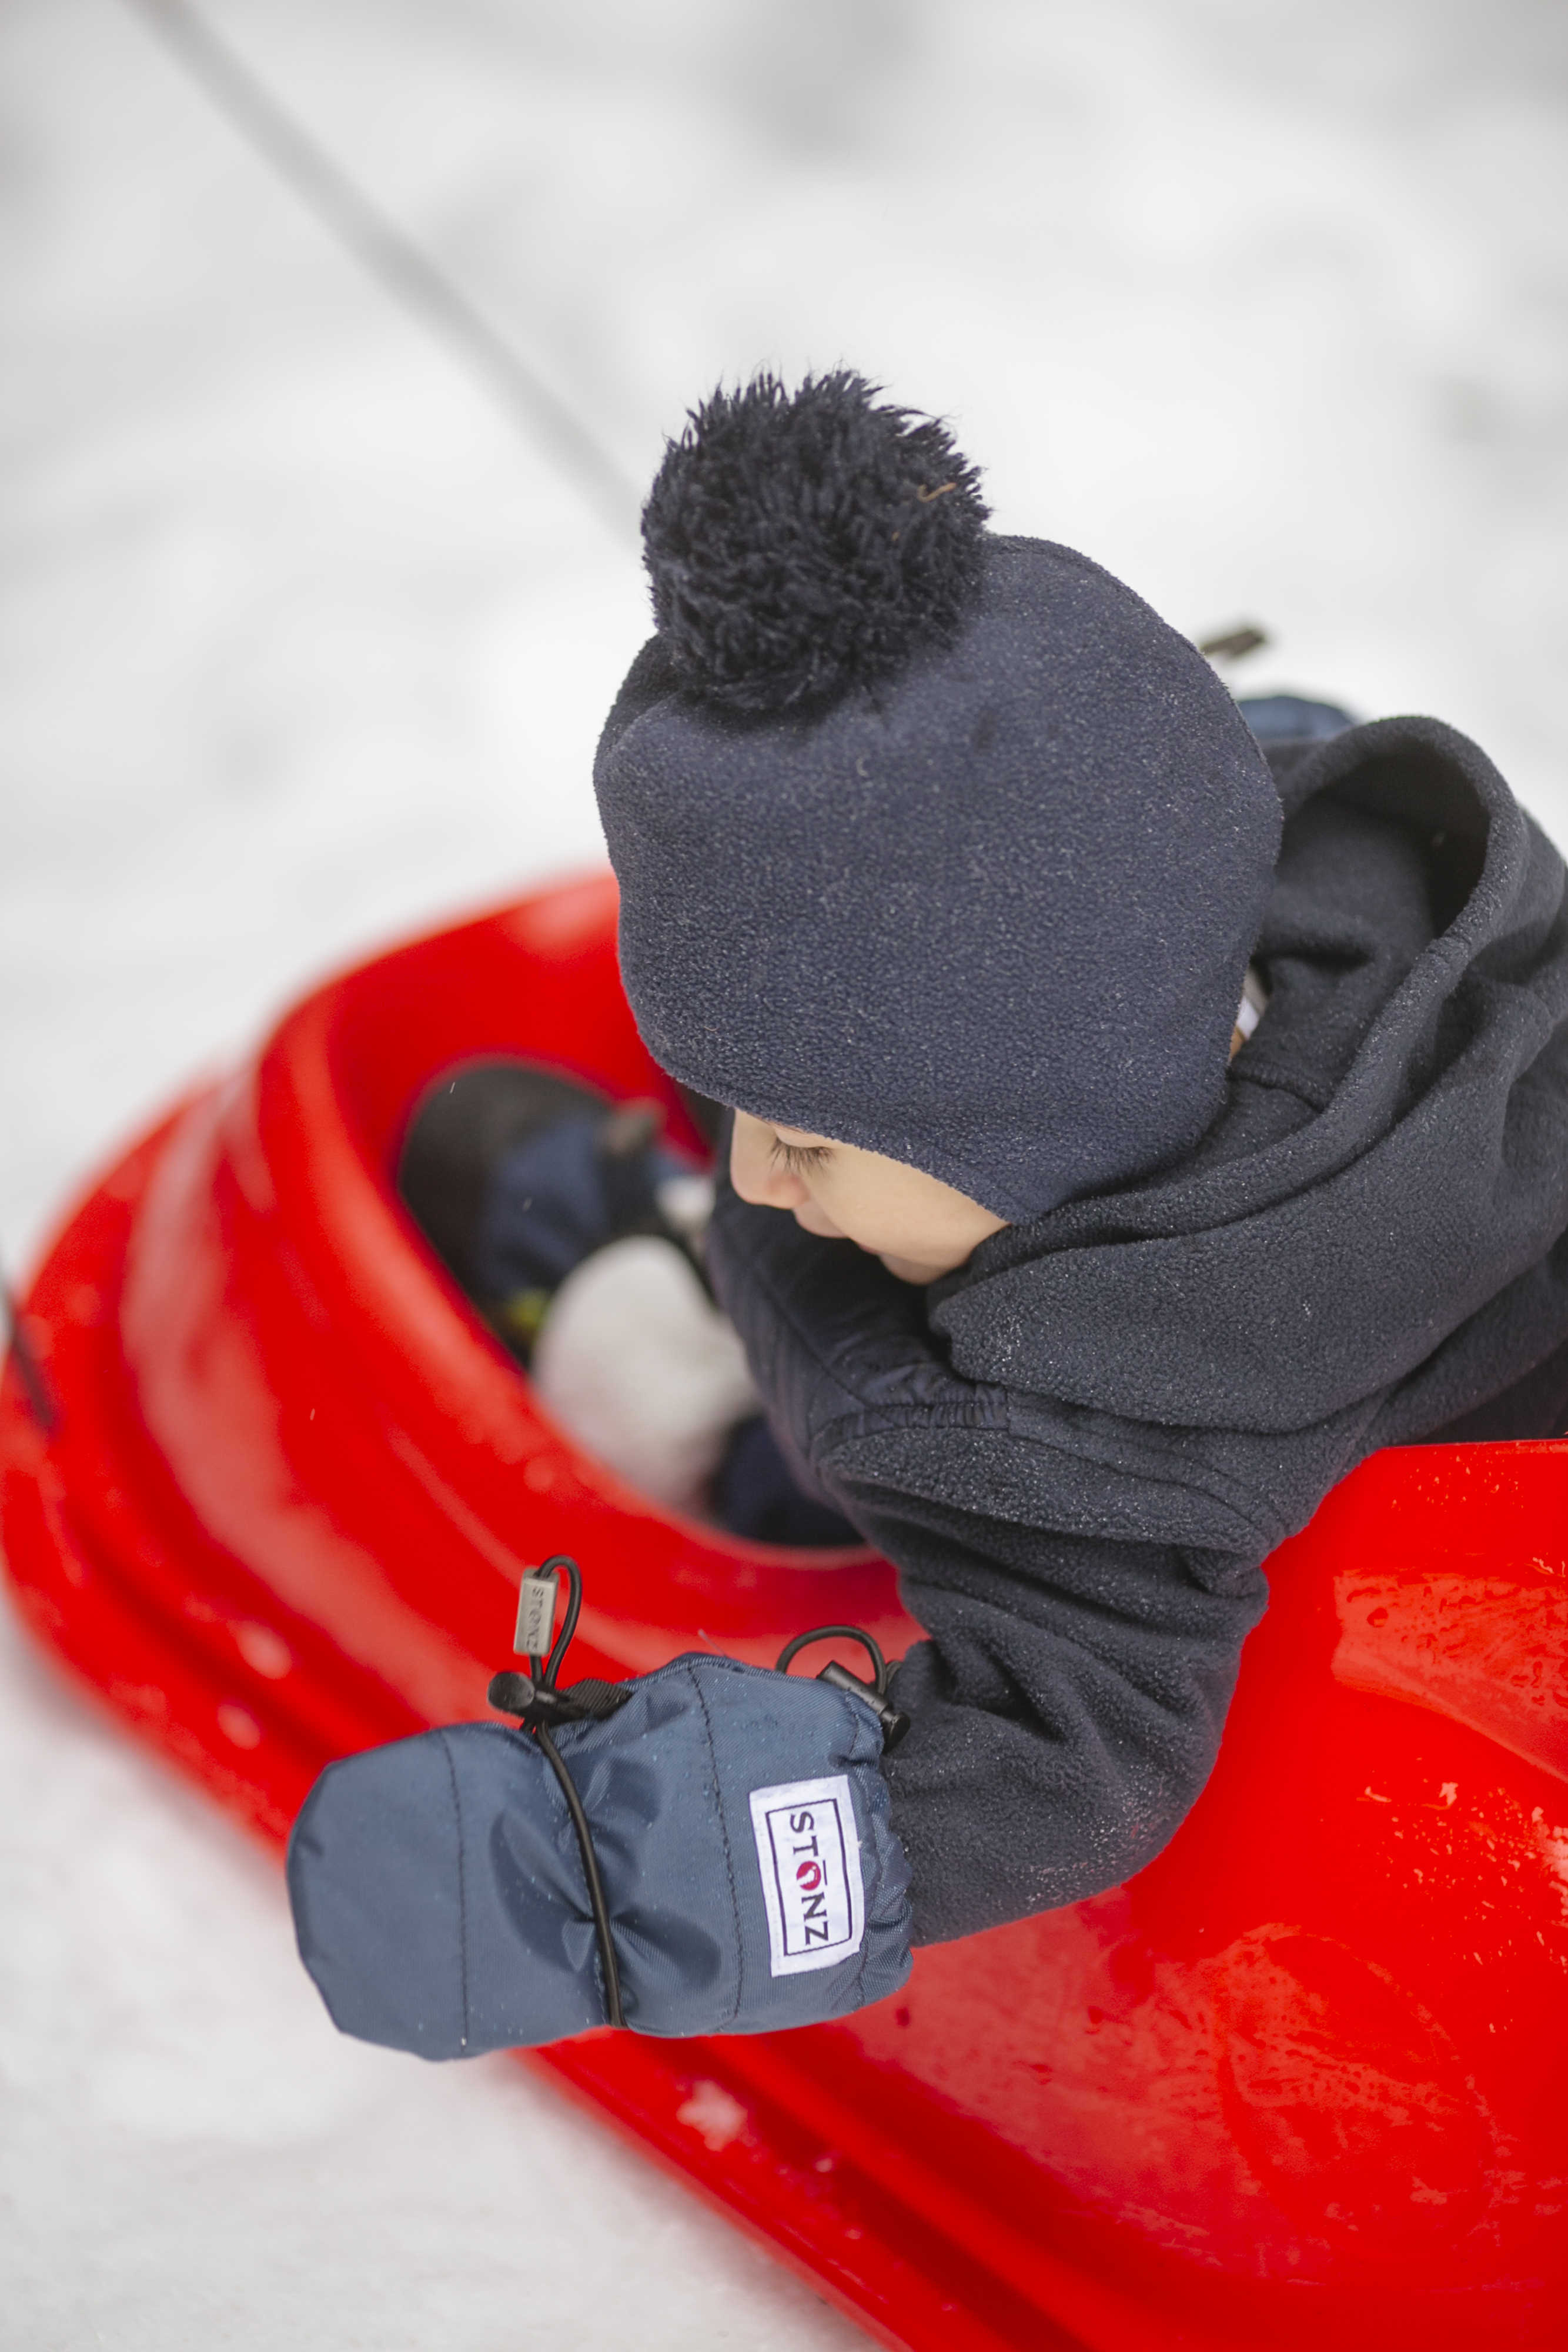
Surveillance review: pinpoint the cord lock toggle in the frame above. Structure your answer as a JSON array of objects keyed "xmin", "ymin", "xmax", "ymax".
[{"xmin": 775, "ymin": 1626, "xmax": 911, "ymax": 1753}]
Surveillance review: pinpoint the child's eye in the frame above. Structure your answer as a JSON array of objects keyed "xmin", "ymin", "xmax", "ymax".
[{"xmin": 771, "ymin": 1138, "xmax": 831, "ymax": 1178}]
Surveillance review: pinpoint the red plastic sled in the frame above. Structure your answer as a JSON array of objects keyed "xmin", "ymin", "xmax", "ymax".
[{"xmin": 4, "ymin": 872, "xmax": 1567, "ymax": 2352}]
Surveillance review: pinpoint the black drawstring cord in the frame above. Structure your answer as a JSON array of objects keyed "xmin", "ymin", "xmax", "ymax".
[
  {"xmin": 489, "ymin": 1555, "xmax": 628, "ymax": 2029},
  {"xmin": 533, "ymin": 1724, "xmax": 623, "ymax": 2028},
  {"xmin": 776, "ymin": 1625, "xmax": 912, "ymax": 1752}
]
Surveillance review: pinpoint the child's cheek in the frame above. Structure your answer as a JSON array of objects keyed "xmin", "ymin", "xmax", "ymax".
[{"xmin": 790, "ymin": 1196, "xmax": 848, "ymax": 1241}]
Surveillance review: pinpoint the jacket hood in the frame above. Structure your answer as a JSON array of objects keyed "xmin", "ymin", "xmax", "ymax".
[{"xmin": 930, "ymin": 715, "xmax": 1568, "ymax": 1437}]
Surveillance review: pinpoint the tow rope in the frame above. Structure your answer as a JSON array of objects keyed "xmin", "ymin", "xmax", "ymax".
[{"xmin": 118, "ymin": 0, "xmax": 640, "ymax": 533}]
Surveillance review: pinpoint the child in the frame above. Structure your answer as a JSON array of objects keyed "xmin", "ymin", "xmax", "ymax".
[{"xmin": 287, "ymin": 370, "xmax": 1568, "ymax": 2052}]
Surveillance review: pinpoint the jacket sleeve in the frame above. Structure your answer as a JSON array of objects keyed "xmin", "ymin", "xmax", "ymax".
[{"xmin": 706, "ymin": 1179, "xmax": 1270, "ymax": 1947}]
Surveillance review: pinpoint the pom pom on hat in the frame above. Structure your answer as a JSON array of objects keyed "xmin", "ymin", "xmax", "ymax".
[{"xmin": 641, "ymin": 370, "xmax": 989, "ymax": 713}]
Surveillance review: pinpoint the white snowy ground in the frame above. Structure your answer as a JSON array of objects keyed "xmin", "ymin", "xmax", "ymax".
[{"xmin": 1, "ymin": 1, "xmax": 1566, "ymax": 2343}]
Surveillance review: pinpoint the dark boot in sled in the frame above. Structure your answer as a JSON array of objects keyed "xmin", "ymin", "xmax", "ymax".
[{"xmin": 399, "ymin": 1060, "xmax": 703, "ymax": 1360}]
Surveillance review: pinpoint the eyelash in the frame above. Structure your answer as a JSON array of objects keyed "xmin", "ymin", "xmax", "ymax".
[{"xmin": 771, "ymin": 1139, "xmax": 831, "ymax": 1177}]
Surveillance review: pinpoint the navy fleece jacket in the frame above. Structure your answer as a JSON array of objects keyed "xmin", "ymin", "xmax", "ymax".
[{"xmin": 704, "ymin": 716, "xmax": 1568, "ymax": 1945}]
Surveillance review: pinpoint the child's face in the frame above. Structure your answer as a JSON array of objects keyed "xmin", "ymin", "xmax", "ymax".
[{"xmin": 729, "ymin": 1110, "xmax": 1007, "ymax": 1285}]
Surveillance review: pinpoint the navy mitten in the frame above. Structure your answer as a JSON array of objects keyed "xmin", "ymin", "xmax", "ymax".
[{"xmin": 286, "ymin": 1655, "xmax": 912, "ymax": 2057}]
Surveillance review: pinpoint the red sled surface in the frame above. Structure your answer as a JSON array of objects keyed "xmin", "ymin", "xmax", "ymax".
[{"xmin": 4, "ymin": 871, "xmax": 1567, "ymax": 2352}]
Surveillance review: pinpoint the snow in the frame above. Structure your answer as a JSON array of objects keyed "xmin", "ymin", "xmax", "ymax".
[
  {"xmin": 532, "ymin": 1235, "xmax": 760, "ymax": 1515},
  {"xmin": 1, "ymin": 0, "xmax": 1566, "ymax": 2341}
]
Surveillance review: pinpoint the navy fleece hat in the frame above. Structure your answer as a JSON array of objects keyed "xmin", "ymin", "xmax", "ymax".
[{"xmin": 594, "ymin": 373, "xmax": 1282, "ymax": 1223}]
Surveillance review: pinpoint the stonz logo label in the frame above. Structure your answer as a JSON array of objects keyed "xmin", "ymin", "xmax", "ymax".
[{"xmin": 748, "ymin": 1775, "xmax": 865, "ymax": 1977}]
